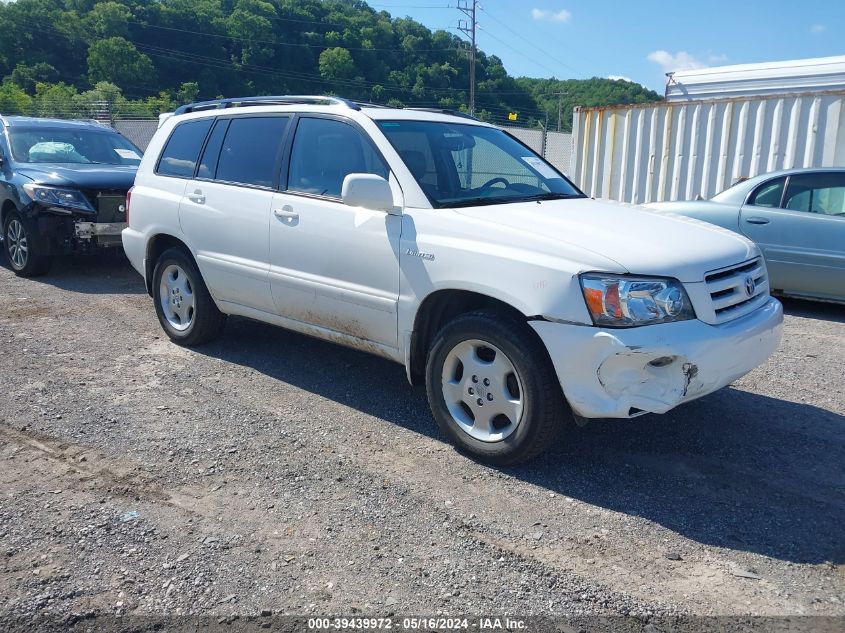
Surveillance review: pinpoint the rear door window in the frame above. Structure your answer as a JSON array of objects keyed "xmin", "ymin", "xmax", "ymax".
[
  {"xmin": 215, "ymin": 116, "xmax": 289, "ymax": 188},
  {"xmin": 156, "ymin": 119, "xmax": 213, "ymax": 178},
  {"xmin": 783, "ymin": 173, "xmax": 845, "ymax": 217},
  {"xmin": 196, "ymin": 119, "xmax": 229, "ymax": 180}
]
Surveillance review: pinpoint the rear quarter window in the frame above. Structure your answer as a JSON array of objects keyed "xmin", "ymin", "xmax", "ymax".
[{"xmin": 156, "ymin": 119, "xmax": 213, "ymax": 178}]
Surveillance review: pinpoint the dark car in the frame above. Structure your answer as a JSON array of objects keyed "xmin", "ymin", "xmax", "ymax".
[{"xmin": 0, "ymin": 116, "xmax": 141, "ymax": 276}]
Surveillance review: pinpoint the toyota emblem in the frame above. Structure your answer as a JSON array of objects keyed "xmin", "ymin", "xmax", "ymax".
[{"xmin": 744, "ymin": 275, "xmax": 756, "ymax": 297}]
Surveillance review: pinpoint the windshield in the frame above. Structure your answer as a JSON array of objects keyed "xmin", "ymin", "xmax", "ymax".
[
  {"xmin": 377, "ymin": 120, "xmax": 584, "ymax": 208},
  {"xmin": 8, "ymin": 127, "xmax": 142, "ymax": 166}
]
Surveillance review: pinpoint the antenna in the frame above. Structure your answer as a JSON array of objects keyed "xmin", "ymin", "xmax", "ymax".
[{"xmin": 457, "ymin": 0, "xmax": 479, "ymax": 116}]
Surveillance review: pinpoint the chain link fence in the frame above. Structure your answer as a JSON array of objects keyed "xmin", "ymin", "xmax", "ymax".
[
  {"xmin": 113, "ymin": 120, "xmax": 159, "ymax": 151},
  {"xmin": 500, "ymin": 125, "xmax": 572, "ymax": 177}
]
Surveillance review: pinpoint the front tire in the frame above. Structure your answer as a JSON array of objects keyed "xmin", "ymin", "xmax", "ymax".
[
  {"xmin": 3, "ymin": 211, "xmax": 52, "ymax": 277},
  {"xmin": 152, "ymin": 247, "xmax": 226, "ymax": 346},
  {"xmin": 425, "ymin": 310, "xmax": 568, "ymax": 466}
]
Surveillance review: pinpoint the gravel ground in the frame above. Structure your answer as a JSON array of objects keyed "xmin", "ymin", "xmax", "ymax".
[{"xmin": 0, "ymin": 254, "xmax": 843, "ymax": 625}]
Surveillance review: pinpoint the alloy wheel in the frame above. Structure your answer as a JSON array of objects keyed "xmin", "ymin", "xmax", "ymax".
[
  {"xmin": 6, "ymin": 219, "xmax": 28, "ymax": 270},
  {"xmin": 159, "ymin": 264, "xmax": 196, "ymax": 331},
  {"xmin": 440, "ymin": 339, "xmax": 524, "ymax": 442}
]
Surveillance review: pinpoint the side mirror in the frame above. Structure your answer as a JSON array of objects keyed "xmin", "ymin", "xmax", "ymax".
[{"xmin": 342, "ymin": 174, "xmax": 398, "ymax": 214}]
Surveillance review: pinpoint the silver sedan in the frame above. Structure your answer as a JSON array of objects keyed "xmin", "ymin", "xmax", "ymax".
[{"xmin": 646, "ymin": 168, "xmax": 845, "ymax": 304}]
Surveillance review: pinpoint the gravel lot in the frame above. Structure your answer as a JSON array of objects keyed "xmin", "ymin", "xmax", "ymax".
[{"xmin": 0, "ymin": 254, "xmax": 843, "ymax": 625}]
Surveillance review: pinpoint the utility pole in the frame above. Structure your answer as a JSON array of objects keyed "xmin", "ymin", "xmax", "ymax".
[
  {"xmin": 540, "ymin": 112, "xmax": 548, "ymax": 157},
  {"xmin": 457, "ymin": 0, "xmax": 478, "ymax": 115},
  {"xmin": 554, "ymin": 91, "xmax": 566, "ymax": 132}
]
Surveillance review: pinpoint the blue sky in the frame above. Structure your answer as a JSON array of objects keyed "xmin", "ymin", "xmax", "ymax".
[{"xmin": 371, "ymin": 0, "xmax": 844, "ymax": 92}]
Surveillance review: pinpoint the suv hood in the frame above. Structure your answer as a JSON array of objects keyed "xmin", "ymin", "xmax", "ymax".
[
  {"xmin": 17, "ymin": 164, "xmax": 137, "ymax": 190},
  {"xmin": 456, "ymin": 198, "xmax": 757, "ymax": 283}
]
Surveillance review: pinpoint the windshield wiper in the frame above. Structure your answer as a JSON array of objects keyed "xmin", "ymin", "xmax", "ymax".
[
  {"xmin": 444, "ymin": 196, "xmax": 525, "ymax": 208},
  {"xmin": 515, "ymin": 192, "xmax": 584, "ymax": 202}
]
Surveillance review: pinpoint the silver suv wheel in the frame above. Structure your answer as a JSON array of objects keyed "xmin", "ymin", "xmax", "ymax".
[
  {"xmin": 159, "ymin": 264, "xmax": 195, "ymax": 331},
  {"xmin": 441, "ymin": 338, "xmax": 524, "ymax": 442}
]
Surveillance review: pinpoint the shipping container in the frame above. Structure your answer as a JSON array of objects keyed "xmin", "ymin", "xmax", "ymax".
[
  {"xmin": 665, "ymin": 55, "xmax": 845, "ymax": 102},
  {"xmin": 570, "ymin": 90, "xmax": 845, "ymax": 204}
]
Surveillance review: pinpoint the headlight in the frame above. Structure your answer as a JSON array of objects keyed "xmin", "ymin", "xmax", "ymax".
[
  {"xmin": 22, "ymin": 184, "xmax": 94, "ymax": 212},
  {"xmin": 580, "ymin": 273, "xmax": 695, "ymax": 327}
]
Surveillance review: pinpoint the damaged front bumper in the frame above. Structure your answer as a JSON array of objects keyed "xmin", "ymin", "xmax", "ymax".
[
  {"xmin": 530, "ymin": 297, "xmax": 783, "ymax": 419},
  {"xmin": 74, "ymin": 221, "xmax": 127, "ymax": 241}
]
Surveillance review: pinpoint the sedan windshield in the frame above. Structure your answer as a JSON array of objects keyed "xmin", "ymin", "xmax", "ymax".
[
  {"xmin": 9, "ymin": 127, "xmax": 142, "ymax": 166},
  {"xmin": 377, "ymin": 120, "xmax": 584, "ymax": 208}
]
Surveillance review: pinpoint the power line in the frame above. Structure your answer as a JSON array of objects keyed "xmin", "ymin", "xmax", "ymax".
[
  {"xmin": 478, "ymin": 6, "xmax": 585, "ymax": 78},
  {"xmin": 474, "ymin": 27, "xmax": 561, "ymax": 78}
]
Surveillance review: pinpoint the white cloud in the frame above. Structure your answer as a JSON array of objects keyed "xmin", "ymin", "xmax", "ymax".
[
  {"xmin": 810, "ymin": 24, "xmax": 826, "ymax": 33},
  {"xmin": 647, "ymin": 50, "xmax": 709, "ymax": 73},
  {"xmin": 707, "ymin": 53, "xmax": 729, "ymax": 64},
  {"xmin": 531, "ymin": 8, "xmax": 572, "ymax": 22},
  {"xmin": 607, "ymin": 75, "xmax": 633, "ymax": 82}
]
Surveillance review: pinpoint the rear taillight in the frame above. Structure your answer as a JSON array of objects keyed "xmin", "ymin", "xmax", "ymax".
[{"xmin": 125, "ymin": 187, "xmax": 133, "ymax": 225}]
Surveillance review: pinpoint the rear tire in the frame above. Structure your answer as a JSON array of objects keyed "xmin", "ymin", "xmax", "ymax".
[
  {"xmin": 3, "ymin": 211, "xmax": 52, "ymax": 277},
  {"xmin": 425, "ymin": 309, "xmax": 568, "ymax": 466},
  {"xmin": 152, "ymin": 247, "xmax": 226, "ymax": 346}
]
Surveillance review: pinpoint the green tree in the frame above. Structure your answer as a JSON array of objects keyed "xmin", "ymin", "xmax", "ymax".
[
  {"xmin": 319, "ymin": 47, "xmax": 356, "ymax": 82},
  {"xmin": 10, "ymin": 62, "xmax": 59, "ymax": 93},
  {"xmin": 0, "ymin": 81, "xmax": 33, "ymax": 115},
  {"xmin": 87, "ymin": 36, "xmax": 156, "ymax": 91},
  {"xmin": 33, "ymin": 82, "xmax": 78, "ymax": 118},
  {"xmin": 83, "ymin": 1, "xmax": 131, "ymax": 40},
  {"xmin": 76, "ymin": 80, "xmax": 123, "ymax": 121},
  {"xmin": 176, "ymin": 81, "xmax": 200, "ymax": 105}
]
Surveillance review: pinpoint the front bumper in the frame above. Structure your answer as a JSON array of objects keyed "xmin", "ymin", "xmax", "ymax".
[
  {"xmin": 530, "ymin": 297, "xmax": 783, "ymax": 418},
  {"xmin": 74, "ymin": 221, "xmax": 127, "ymax": 238}
]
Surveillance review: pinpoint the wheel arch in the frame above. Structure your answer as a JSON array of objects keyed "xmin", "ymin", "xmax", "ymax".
[
  {"xmin": 407, "ymin": 288, "xmax": 533, "ymax": 385},
  {"xmin": 144, "ymin": 233, "xmax": 192, "ymax": 296},
  {"xmin": 1, "ymin": 199, "xmax": 17, "ymax": 228}
]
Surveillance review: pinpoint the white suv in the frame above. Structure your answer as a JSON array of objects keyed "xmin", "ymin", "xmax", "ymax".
[{"xmin": 123, "ymin": 96, "xmax": 783, "ymax": 465}]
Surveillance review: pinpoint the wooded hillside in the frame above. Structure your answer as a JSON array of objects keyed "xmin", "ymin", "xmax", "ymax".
[{"xmin": 0, "ymin": 0, "xmax": 661, "ymax": 127}]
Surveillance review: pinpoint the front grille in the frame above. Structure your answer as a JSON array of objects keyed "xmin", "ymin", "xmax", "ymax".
[
  {"xmin": 705, "ymin": 257, "xmax": 769, "ymax": 324},
  {"xmin": 85, "ymin": 190, "xmax": 128, "ymax": 223}
]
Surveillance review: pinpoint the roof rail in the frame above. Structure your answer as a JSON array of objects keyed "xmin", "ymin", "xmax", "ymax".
[
  {"xmin": 353, "ymin": 100, "xmax": 391, "ymax": 109},
  {"xmin": 403, "ymin": 107, "xmax": 479, "ymax": 121},
  {"xmin": 174, "ymin": 95, "xmax": 360, "ymax": 115}
]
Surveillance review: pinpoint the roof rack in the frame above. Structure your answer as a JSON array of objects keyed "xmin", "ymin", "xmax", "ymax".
[
  {"xmin": 403, "ymin": 107, "xmax": 479, "ymax": 121},
  {"xmin": 174, "ymin": 95, "xmax": 360, "ymax": 115},
  {"xmin": 353, "ymin": 100, "xmax": 391, "ymax": 109}
]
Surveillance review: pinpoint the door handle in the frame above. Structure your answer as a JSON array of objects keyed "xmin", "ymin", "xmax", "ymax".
[
  {"xmin": 273, "ymin": 206, "xmax": 299, "ymax": 223},
  {"xmin": 187, "ymin": 189, "xmax": 205, "ymax": 204},
  {"xmin": 745, "ymin": 217, "xmax": 770, "ymax": 225}
]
